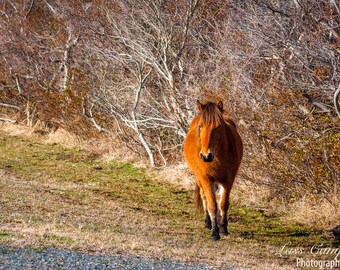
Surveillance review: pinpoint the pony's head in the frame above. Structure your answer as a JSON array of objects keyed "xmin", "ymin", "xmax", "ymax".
[{"xmin": 196, "ymin": 100, "xmax": 224, "ymax": 163}]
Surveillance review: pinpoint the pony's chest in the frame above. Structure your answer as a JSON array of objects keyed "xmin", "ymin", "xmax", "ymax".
[{"xmin": 200, "ymin": 161, "xmax": 227, "ymax": 181}]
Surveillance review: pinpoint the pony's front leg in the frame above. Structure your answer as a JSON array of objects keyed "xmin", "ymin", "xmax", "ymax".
[
  {"xmin": 201, "ymin": 179, "xmax": 220, "ymax": 241},
  {"xmin": 199, "ymin": 188, "xmax": 212, "ymax": 230}
]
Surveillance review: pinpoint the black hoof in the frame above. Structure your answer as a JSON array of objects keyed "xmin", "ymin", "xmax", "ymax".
[
  {"xmin": 219, "ymin": 227, "xmax": 229, "ymax": 236},
  {"xmin": 211, "ymin": 234, "xmax": 220, "ymax": 241},
  {"xmin": 205, "ymin": 219, "xmax": 212, "ymax": 230},
  {"xmin": 221, "ymin": 231, "xmax": 229, "ymax": 237}
]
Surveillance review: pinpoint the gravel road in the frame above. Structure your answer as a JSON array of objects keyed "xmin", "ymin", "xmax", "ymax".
[{"xmin": 0, "ymin": 246, "xmax": 219, "ymax": 270}]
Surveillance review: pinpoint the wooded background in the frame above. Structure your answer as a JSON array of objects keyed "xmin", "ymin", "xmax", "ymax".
[{"xmin": 1, "ymin": 0, "xmax": 339, "ymax": 208}]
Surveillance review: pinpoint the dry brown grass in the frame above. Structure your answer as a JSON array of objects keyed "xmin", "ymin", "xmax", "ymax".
[
  {"xmin": 286, "ymin": 196, "xmax": 340, "ymax": 230},
  {"xmin": 0, "ymin": 122, "xmax": 81, "ymax": 147},
  {"xmin": 155, "ymin": 164, "xmax": 196, "ymax": 190}
]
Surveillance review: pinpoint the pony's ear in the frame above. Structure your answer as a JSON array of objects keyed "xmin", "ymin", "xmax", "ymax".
[
  {"xmin": 217, "ymin": 101, "xmax": 223, "ymax": 112},
  {"xmin": 197, "ymin": 100, "xmax": 203, "ymax": 111}
]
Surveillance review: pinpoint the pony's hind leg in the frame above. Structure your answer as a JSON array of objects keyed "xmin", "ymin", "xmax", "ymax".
[{"xmin": 218, "ymin": 183, "xmax": 231, "ymax": 236}]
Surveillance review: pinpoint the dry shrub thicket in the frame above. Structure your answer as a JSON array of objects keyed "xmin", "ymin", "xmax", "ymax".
[{"xmin": 1, "ymin": 1, "xmax": 339, "ymax": 223}]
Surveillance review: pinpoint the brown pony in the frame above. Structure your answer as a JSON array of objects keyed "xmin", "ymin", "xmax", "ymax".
[{"xmin": 183, "ymin": 100, "xmax": 243, "ymax": 240}]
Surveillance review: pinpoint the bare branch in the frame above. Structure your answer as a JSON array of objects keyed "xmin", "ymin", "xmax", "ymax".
[
  {"xmin": 334, "ymin": 83, "xmax": 340, "ymax": 118},
  {"xmin": 15, "ymin": 74, "xmax": 23, "ymax": 95},
  {"xmin": 0, "ymin": 103, "xmax": 21, "ymax": 110},
  {"xmin": 303, "ymin": 93, "xmax": 331, "ymax": 115},
  {"xmin": 43, "ymin": 0, "xmax": 57, "ymax": 14},
  {"xmin": 0, "ymin": 118, "xmax": 16, "ymax": 123},
  {"xmin": 26, "ymin": 0, "xmax": 35, "ymax": 18},
  {"xmin": 330, "ymin": 0, "xmax": 340, "ymax": 14},
  {"xmin": 130, "ymin": 66, "xmax": 155, "ymax": 167},
  {"xmin": 60, "ymin": 28, "xmax": 79, "ymax": 92},
  {"xmin": 82, "ymin": 98, "xmax": 114, "ymax": 136}
]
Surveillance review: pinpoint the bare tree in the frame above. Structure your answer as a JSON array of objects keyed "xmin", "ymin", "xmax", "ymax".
[{"xmin": 81, "ymin": 0, "xmax": 203, "ymax": 166}]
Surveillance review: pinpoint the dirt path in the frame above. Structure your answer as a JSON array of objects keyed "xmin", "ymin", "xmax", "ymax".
[{"xmin": 0, "ymin": 245, "xmax": 218, "ymax": 270}]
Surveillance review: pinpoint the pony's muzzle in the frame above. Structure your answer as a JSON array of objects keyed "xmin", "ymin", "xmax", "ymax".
[{"xmin": 199, "ymin": 151, "xmax": 214, "ymax": 162}]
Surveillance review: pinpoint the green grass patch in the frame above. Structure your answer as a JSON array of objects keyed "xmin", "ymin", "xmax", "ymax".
[
  {"xmin": 45, "ymin": 235, "xmax": 75, "ymax": 245},
  {"xmin": 0, "ymin": 233, "xmax": 11, "ymax": 239}
]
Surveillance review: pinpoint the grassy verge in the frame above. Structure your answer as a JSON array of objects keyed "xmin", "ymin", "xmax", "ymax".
[{"xmin": 0, "ymin": 130, "xmax": 337, "ymax": 269}]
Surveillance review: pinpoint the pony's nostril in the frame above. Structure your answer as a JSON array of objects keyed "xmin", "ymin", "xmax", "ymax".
[
  {"xmin": 200, "ymin": 151, "xmax": 214, "ymax": 162},
  {"xmin": 205, "ymin": 153, "xmax": 214, "ymax": 162}
]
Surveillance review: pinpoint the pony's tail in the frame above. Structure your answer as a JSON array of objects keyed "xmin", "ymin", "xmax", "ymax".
[{"xmin": 194, "ymin": 183, "xmax": 203, "ymax": 211}]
